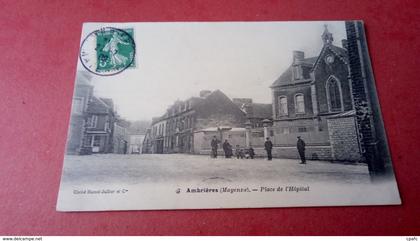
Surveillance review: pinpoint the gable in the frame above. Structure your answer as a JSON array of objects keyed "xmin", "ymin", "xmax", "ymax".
[
  {"xmin": 311, "ymin": 44, "xmax": 348, "ymax": 73},
  {"xmin": 271, "ymin": 57, "xmax": 317, "ymax": 88},
  {"xmin": 195, "ymin": 90, "xmax": 246, "ymax": 120},
  {"xmin": 87, "ymin": 97, "xmax": 112, "ymax": 114}
]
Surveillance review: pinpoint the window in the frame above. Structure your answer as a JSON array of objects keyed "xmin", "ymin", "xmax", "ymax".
[
  {"xmin": 327, "ymin": 77, "xmax": 343, "ymax": 112},
  {"xmin": 295, "ymin": 94, "xmax": 305, "ymax": 114},
  {"xmin": 298, "ymin": 127, "xmax": 307, "ymax": 133},
  {"xmin": 93, "ymin": 136, "xmax": 101, "ymax": 146},
  {"xmin": 88, "ymin": 115, "xmax": 98, "ymax": 128},
  {"xmin": 72, "ymin": 97, "xmax": 84, "ymax": 114},
  {"xmin": 84, "ymin": 135, "xmax": 93, "ymax": 147},
  {"xmin": 278, "ymin": 96, "xmax": 288, "ymax": 116}
]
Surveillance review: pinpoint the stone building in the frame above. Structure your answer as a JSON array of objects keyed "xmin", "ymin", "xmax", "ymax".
[
  {"xmin": 345, "ymin": 21, "xmax": 392, "ymax": 175},
  {"xmin": 66, "ymin": 71, "xmax": 94, "ymax": 155},
  {"xmin": 82, "ymin": 97, "xmax": 115, "ymax": 153},
  {"xmin": 113, "ymin": 118, "xmax": 130, "ymax": 154},
  {"xmin": 141, "ymin": 128, "xmax": 152, "ymax": 154},
  {"xmin": 145, "ymin": 90, "xmax": 247, "ymax": 154},
  {"xmin": 269, "ymin": 26, "xmax": 361, "ymax": 161}
]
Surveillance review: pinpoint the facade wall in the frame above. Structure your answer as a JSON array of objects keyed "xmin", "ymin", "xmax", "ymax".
[
  {"xmin": 313, "ymin": 48, "xmax": 352, "ymax": 114},
  {"xmin": 252, "ymin": 146, "xmax": 332, "ymax": 160},
  {"xmin": 128, "ymin": 134, "xmax": 144, "ymax": 154},
  {"xmin": 113, "ymin": 124, "xmax": 128, "ymax": 154},
  {"xmin": 195, "ymin": 114, "xmax": 244, "ymax": 130},
  {"xmin": 327, "ymin": 115, "xmax": 362, "ymax": 161},
  {"xmin": 159, "ymin": 90, "xmax": 247, "ymax": 154},
  {"xmin": 272, "ymin": 84, "xmax": 313, "ymax": 119},
  {"xmin": 272, "ymin": 118, "xmax": 330, "ymax": 145},
  {"xmin": 66, "ymin": 81, "xmax": 93, "ymax": 155},
  {"xmin": 66, "ymin": 116, "xmax": 85, "ymax": 154}
]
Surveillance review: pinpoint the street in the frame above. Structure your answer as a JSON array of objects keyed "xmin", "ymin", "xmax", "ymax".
[{"xmin": 61, "ymin": 153, "xmax": 370, "ymax": 186}]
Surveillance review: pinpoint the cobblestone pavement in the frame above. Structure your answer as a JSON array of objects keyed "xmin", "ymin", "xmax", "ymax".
[{"xmin": 60, "ymin": 153, "xmax": 370, "ymax": 186}]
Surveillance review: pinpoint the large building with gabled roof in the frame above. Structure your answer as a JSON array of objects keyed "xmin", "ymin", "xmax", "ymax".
[{"xmin": 269, "ymin": 25, "xmax": 361, "ymax": 161}]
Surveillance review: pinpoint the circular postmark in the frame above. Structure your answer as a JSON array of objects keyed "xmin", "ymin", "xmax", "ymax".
[{"xmin": 79, "ymin": 27, "xmax": 136, "ymax": 76}]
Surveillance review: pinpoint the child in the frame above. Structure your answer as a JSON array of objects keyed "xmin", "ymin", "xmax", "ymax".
[{"xmin": 235, "ymin": 145, "xmax": 244, "ymax": 159}]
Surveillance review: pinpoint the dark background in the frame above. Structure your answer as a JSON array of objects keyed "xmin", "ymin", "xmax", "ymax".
[{"xmin": 0, "ymin": 0, "xmax": 419, "ymax": 235}]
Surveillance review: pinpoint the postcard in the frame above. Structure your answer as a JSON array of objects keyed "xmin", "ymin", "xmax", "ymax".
[{"xmin": 57, "ymin": 21, "xmax": 400, "ymax": 211}]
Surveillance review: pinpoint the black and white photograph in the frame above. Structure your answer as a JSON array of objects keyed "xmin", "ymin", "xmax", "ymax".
[{"xmin": 57, "ymin": 21, "xmax": 401, "ymax": 211}]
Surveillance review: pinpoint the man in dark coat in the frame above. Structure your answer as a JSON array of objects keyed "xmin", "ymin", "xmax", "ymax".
[
  {"xmin": 297, "ymin": 136, "xmax": 306, "ymax": 164},
  {"xmin": 248, "ymin": 145, "xmax": 255, "ymax": 159},
  {"xmin": 264, "ymin": 137, "xmax": 273, "ymax": 160},
  {"xmin": 210, "ymin": 136, "xmax": 219, "ymax": 158},
  {"xmin": 222, "ymin": 139, "xmax": 232, "ymax": 158}
]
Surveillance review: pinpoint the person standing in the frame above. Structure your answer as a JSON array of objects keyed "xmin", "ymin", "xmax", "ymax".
[
  {"xmin": 264, "ymin": 137, "xmax": 273, "ymax": 160},
  {"xmin": 297, "ymin": 136, "xmax": 306, "ymax": 164},
  {"xmin": 210, "ymin": 136, "xmax": 219, "ymax": 158},
  {"xmin": 248, "ymin": 146, "xmax": 255, "ymax": 159},
  {"xmin": 222, "ymin": 140, "xmax": 232, "ymax": 158}
]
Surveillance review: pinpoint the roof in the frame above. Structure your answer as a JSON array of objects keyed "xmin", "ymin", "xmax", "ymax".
[
  {"xmin": 76, "ymin": 71, "xmax": 93, "ymax": 86},
  {"xmin": 271, "ymin": 43, "xmax": 348, "ymax": 88},
  {"xmin": 87, "ymin": 96, "xmax": 113, "ymax": 114},
  {"xmin": 271, "ymin": 57, "xmax": 317, "ymax": 88},
  {"xmin": 247, "ymin": 103, "xmax": 272, "ymax": 119},
  {"xmin": 115, "ymin": 119, "xmax": 131, "ymax": 128},
  {"xmin": 100, "ymin": 98, "xmax": 114, "ymax": 109}
]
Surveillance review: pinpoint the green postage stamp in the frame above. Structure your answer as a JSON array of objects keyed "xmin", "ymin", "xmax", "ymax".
[{"xmin": 80, "ymin": 27, "xmax": 135, "ymax": 76}]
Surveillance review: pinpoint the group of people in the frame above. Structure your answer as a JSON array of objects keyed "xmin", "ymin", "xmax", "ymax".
[
  {"xmin": 210, "ymin": 137, "xmax": 255, "ymax": 159},
  {"xmin": 210, "ymin": 135, "xmax": 306, "ymax": 164}
]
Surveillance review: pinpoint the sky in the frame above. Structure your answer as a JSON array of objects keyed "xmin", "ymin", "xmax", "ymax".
[{"xmin": 77, "ymin": 21, "xmax": 347, "ymax": 121}]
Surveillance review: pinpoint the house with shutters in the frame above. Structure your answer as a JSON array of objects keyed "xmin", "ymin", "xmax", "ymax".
[{"xmin": 82, "ymin": 97, "xmax": 116, "ymax": 153}]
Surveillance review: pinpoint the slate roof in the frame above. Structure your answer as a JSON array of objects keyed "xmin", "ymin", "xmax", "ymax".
[
  {"xmin": 87, "ymin": 96, "xmax": 113, "ymax": 114},
  {"xmin": 271, "ymin": 57, "xmax": 317, "ymax": 88},
  {"xmin": 248, "ymin": 103, "xmax": 273, "ymax": 119},
  {"xmin": 271, "ymin": 43, "xmax": 348, "ymax": 88}
]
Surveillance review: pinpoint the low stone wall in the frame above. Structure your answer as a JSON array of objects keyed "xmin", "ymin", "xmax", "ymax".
[
  {"xmin": 327, "ymin": 114, "xmax": 362, "ymax": 161},
  {"xmin": 198, "ymin": 145, "xmax": 333, "ymax": 160}
]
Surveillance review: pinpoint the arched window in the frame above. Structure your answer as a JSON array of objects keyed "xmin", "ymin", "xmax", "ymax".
[
  {"xmin": 326, "ymin": 77, "xmax": 343, "ymax": 112},
  {"xmin": 278, "ymin": 96, "xmax": 288, "ymax": 116},
  {"xmin": 295, "ymin": 94, "xmax": 305, "ymax": 114}
]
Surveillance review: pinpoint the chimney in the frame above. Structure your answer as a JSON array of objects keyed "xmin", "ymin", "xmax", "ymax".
[
  {"xmin": 293, "ymin": 51, "xmax": 305, "ymax": 65},
  {"xmin": 341, "ymin": 39, "xmax": 348, "ymax": 50},
  {"xmin": 199, "ymin": 90, "xmax": 212, "ymax": 98}
]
